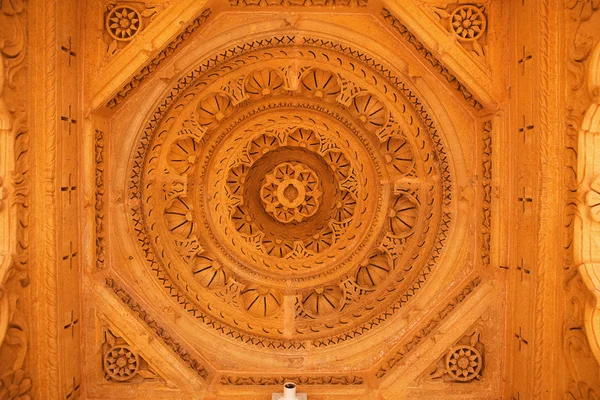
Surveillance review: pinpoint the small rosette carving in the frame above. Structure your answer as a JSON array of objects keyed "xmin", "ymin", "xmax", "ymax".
[
  {"xmin": 451, "ymin": 6, "xmax": 486, "ymax": 42},
  {"xmin": 355, "ymin": 252, "xmax": 392, "ymax": 288},
  {"xmin": 240, "ymin": 287, "xmax": 282, "ymax": 318},
  {"xmin": 286, "ymin": 128, "xmax": 321, "ymax": 152},
  {"xmin": 300, "ymin": 68, "xmax": 341, "ymax": 103},
  {"xmin": 301, "ymin": 285, "xmax": 344, "ymax": 317},
  {"xmin": 445, "ymin": 345, "xmax": 482, "ymax": 381},
  {"xmin": 226, "ymin": 163, "xmax": 250, "ymax": 197},
  {"xmin": 387, "ymin": 194, "xmax": 418, "ymax": 238},
  {"xmin": 349, "ymin": 94, "xmax": 388, "ymax": 133},
  {"xmin": 164, "ymin": 197, "xmax": 195, "ymax": 238},
  {"xmin": 247, "ymin": 133, "xmax": 280, "ymax": 161},
  {"xmin": 260, "ymin": 162, "xmax": 322, "ymax": 223},
  {"xmin": 244, "ymin": 68, "xmax": 286, "ymax": 99},
  {"xmin": 104, "ymin": 346, "xmax": 139, "ymax": 381},
  {"xmin": 323, "ymin": 151, "xmax": 351, "ymax": 182},
  {"xmin": 167, "ymin": 137, "xmax": 199, "ymax": 175},
  {"xmin": 192, "ymin": 255, "xmax": 228, "ymax": 289},
  {"xmin": 196, "ymin": 93, "xmax": 234, "ymax": 130},
  {"xmin": 381, "ymin": 136, "xmax": 414, "ymax": 176}
]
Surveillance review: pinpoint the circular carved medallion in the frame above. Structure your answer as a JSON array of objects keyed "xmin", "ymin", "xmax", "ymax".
[
  {"xmin": 260, "ymin": 162, "xmax": 322, "ymax": 223},
  {"xmin": 451, "ymin": 5, "xmax": 486, "ymax": 41},
  {"xmin": 104, "ymin": 346, "xmax": 139, "ymax": 381},
  {"xmin": 130, "ymin": 39, "xmax": 453, "ymax": 349},
  {"xmin": 445, "ymin": 345, "xmax": 482, "ymax": 382},
  {"xmin": 105, "ymin": 5, "xmax": 142, "ymax": 41}
]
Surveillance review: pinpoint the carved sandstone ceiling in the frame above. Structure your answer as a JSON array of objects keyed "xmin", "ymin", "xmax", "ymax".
[{"xmin": 86, "ymin": 1, "xmax": 504, "ymax": 398}]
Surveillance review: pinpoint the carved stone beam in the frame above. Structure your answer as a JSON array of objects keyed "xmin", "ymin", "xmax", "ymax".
[
  {"xmin": 0, "ymin": 23, "xmax": 22, "ymax": 349},
  {"xmin": 0, "ymin": 53, "xmax": 12, "ymax": 347}
]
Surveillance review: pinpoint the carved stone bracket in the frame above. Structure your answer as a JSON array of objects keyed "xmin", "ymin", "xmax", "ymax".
[
  {"xmin": 381, "ymin": 8, "xmax": 485, "ymax": 111},
  {"xmin": 102, "ymin": 1, "xmax": 170, "ymax": 64},
  {"xmin": 418, "ymin": 324, "xmax": 485, "ymax": 384},
  {"xmin": 0, "ymin": 0, "xmax": 29, "ymax": 382},
  {"xmin": 105, "ymin": 8, "xmax": 212, "ymax": 109},
  {"xmin": 418, "ymin": 1, "xmax": 489, "ymax": 67},
  {"xmin": 105, "ymin": 278, "xmax": 210, "ymax": 380}
]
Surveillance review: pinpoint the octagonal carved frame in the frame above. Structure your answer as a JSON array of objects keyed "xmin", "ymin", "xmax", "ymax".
[{"xmin": 86, "ymin": 4, "xmax": 498, "ymax": 398}]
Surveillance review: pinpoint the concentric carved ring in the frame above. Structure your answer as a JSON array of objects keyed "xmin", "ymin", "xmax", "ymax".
[
  {"xmin": 209, "ymin": 117, "xmax": 380, "ymax": 280},
  {"xmin": 133, "ymin": 43, "xmax": 451, "ymax": 348}
]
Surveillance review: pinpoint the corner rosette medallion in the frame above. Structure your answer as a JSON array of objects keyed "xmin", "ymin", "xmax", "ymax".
[{"xmin": 105, "ymin": 5, "xmax": 142, "ymax": 41}]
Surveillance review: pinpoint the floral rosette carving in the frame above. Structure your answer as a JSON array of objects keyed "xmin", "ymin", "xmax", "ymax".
[
  {"xmin": 104, "ymin": 346, "xmax": 140, "ymax": 382},
  {"xmin": 260, "ymin": 162, "xmax": 323, "ymax": 223},
  {"xmin": 451, "ymin": 5, "xmax": 486, "ymax": 42},
  {"xmin": 105, "ymin": 5, "xmax": 142, "ymax": 41},
  {"xmin": 445, "ymin": 345, "xmax": 482, "ymax": 382}
]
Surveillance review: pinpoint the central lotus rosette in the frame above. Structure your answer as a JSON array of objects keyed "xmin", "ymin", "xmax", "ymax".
[{"xmin": 260, "ymin": 162, "xmax": 322, "ymax": 223}]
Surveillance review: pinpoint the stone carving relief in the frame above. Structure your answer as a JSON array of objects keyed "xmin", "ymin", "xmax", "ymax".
[
  {"xmin": 106, "ymin": 8, "xmax": 212, "ymax": 108},
  {"xmin": 228, "ymin": 0, "xmax": 368, "ymax": 6},
  {"xmin": 127, "ymin": 36, "xmax": 458, "ymax": 353},
  {"xmin": 375, "ymin": 277, "xmax": 481, "ymax": 379},
  {"xmin": 220, "ymin": 375, "xmax": 364, "ymax": 386},
  {"xmin": 381, "ymin": 8, "xmax": 484, "ymax": 110},
  {"xmin": 563, "ymin": 273, "xmax": 600, "ymax": 399},
  {"xmin": 419, "ymin": 325, "xmax": 485, "ymax": 384},
  {"xmin": 0, "ymin": 311, "xmax": 30, "ymax": 399},
  {"xmin": 90, "ymin": 3, "xmax": 500, "ymax": 395},
  {"xmin": 105, "ymin": 5, "xmax": 142, "ymax": 41},
  {"xmin": 562, "ymin": 1, "xmax": 600, "ymax": 397},
  {"xmin": 419, "ymin": 2, "xmax": 489, "ymax": 66},
  {"xmin": 576, "ymin": 46, "xmax": 600, "ymax": 376},
  {"xmin": 569, "ymin": 1, "xmax": 600, "ymax": 370},
  {"xmin": 566, "ymin": 0, "xmax": 599, "ymax": 92},
  {"xmin": 5, "ymin": 0, "xmax": 597, "ymax": 397},
  {"xmin": 481, "ymin": 121, "xmax": 492, "ymax": 265},
  {"xmin": 586, "ymin": 176, "xmax": 600, "ymax": 222},
  {"xmin": 106, "ymin": 278, "xmax": 209, "ymax": 380},
  {"xmin": 102, "ymin": 1, "xmax": 169, "ymax": 63},
  {"xmin": 0, "ymin": 0, "xmax": 30, "ymax": 395},
  {"xmin": 102, "ymin": 328, "xmax": 160, "ymax": 383},
  {"xmin": 95, "ymin": 130, "xmax": 106, "ymax": 269}
]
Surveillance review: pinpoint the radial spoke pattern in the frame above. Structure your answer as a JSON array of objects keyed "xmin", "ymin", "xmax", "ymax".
[{"xmin": 301, "ymin": 68, "xmax": 341, "ymax": 103}]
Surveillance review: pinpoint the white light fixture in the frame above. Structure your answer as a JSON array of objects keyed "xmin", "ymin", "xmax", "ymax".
[{"xmin": 271, "ymin": 382, "xmax": 307, "ymax": 400}]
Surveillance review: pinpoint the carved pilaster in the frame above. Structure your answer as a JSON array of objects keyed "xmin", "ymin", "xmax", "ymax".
[{"xmin": 0, "ymin": 0, "xmax": 31, "ymax": 397}]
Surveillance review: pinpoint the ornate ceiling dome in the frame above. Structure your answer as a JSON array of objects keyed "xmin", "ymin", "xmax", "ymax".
[
  {"xmin": 129, "ymin": 38, "xmax": 452, "ymax": 351},
  {"xmin": 6, "ymin": 0, "xmax": 600, "ymax": 398}
]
